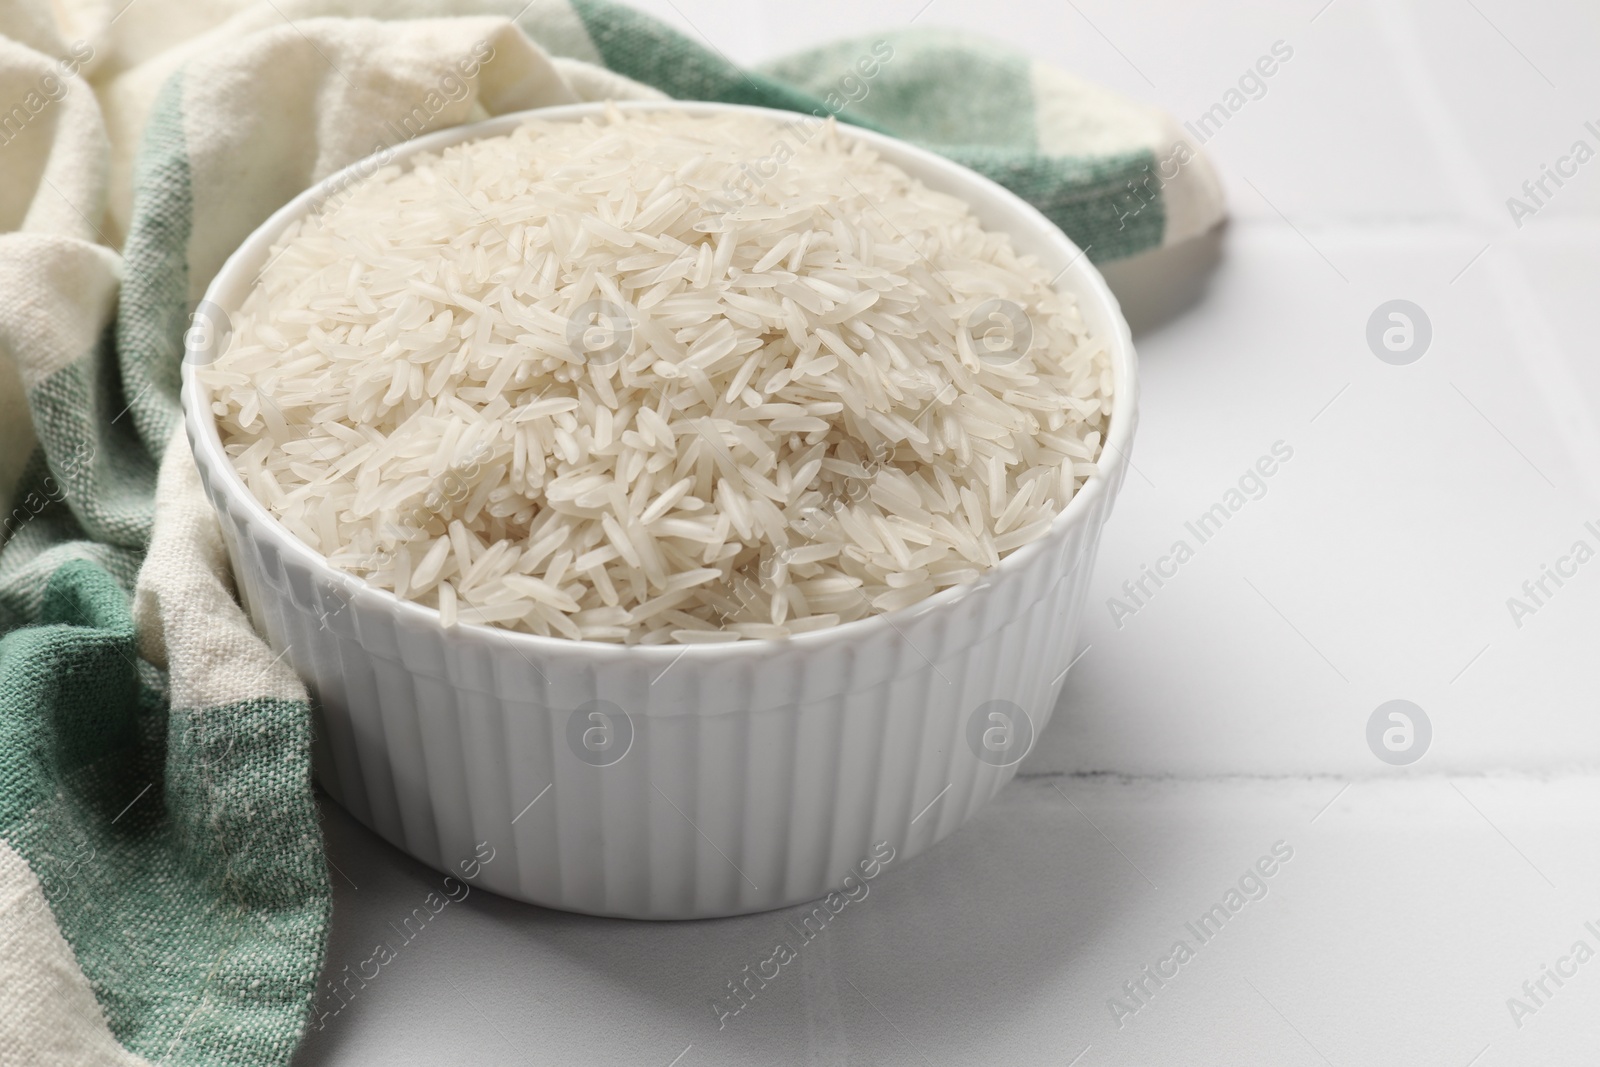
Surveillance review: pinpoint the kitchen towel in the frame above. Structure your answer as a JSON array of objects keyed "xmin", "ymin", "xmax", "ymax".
[{"xmin": 0, "ymin": 2, "xmax": 1222, "ymax": 1063}]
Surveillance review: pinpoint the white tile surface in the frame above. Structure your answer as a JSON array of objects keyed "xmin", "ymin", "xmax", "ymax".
[
  {"xmin": 299, "ymin": 1, "xmax": 1600, "ymax": 1062},
  {"xmin": 298, "ymin": 775, "xmax": 1600, "ymax": 1066}
]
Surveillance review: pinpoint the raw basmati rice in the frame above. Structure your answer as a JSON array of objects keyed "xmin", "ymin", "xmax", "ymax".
[{"xmin": 203, "ymin": 107, "xmax": 1111, "ymax": 643}]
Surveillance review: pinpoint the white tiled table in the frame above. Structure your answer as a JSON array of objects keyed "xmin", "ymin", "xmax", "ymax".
[{"xmin": 294, "ymin": 2, "xmax": 1600, "ymax": 1063}]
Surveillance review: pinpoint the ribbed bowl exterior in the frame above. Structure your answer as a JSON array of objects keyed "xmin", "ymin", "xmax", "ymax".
[
  {"xmin": 192, "ymin": 445, "xmax": 1126, "ymax": 917},
  {"xmin": 182, "ymin": 101, "xmax": 1138, "ymax": 919}
]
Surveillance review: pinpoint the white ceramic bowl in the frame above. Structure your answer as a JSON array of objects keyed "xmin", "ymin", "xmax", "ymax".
[{"xmin": 182, "ymin": 101, "xmax": 1137, "ymax": 919}]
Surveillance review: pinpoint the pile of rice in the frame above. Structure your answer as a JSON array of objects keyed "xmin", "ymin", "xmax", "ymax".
[{"xmin": 203, "ymin": 107, "xmax": 1111, "ymax": 643}]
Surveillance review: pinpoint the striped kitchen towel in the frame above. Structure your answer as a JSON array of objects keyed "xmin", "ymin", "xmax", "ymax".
[{"xmin": 0, "ymin": 2, "xmax": 1221, "ymax": 1063}]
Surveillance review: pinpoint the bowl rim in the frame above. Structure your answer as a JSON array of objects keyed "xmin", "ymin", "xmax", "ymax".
[{"xmin": 181, "ymin": 99, "xmax": 1139, "ymax": 665}]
